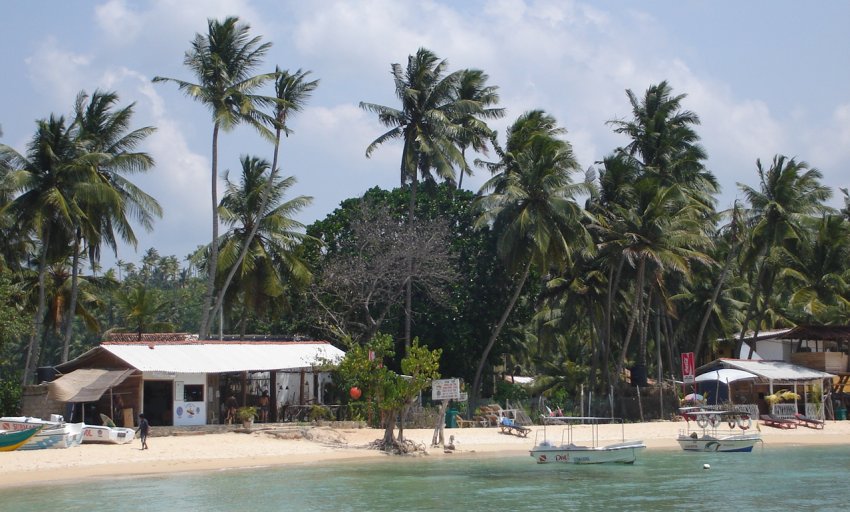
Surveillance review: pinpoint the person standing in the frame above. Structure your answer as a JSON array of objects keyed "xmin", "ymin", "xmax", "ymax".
[
  {"xmin": 137, "ymin": 413, "xmax": 150, "ymax": 450},
  {"xmin": 258, "ymin": 390, "xmax": 270, "ymax": 422}
]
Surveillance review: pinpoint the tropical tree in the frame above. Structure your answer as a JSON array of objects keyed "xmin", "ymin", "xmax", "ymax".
[
  {"xmin": 1, "ymin": 115, "xmax": 82, "ymax": 384},
  {"xmin": 215, "ymin": 155, "xmax": 313, "ymax": 335},
  {"xmin": 153, "ymin": 16, "xmax": 278, "ymax": 339},
  {"xmin": 208, "ymin": 68, "xmax": 318, "ymax": 328},
  {"xmin": 62, "ymin": 90, "xmax": 160, "ymax": 361},
  {"xmin": 737, "ymin": 155, "xmax": 832, "ymax": 345},
  {"xmin": 780, "ymin": 214, "xmax": 850, "ymax": 323},
  {"xmin": 112, "ymin": 283, "xmax": 175, "ymax": 340},
  {"xmin": 472, "ymin": 110, "xmax": 592, "ymax": 410},
  {"xmin": 335, "ymin": 333, "xmax": 441, "ymax": 452},
  {"xmin": 361, "ymin": 48, "xmax": 477, "ymax": 349},
  {"xmin": 451, "ymin": 69, "xmax": 504, "ymax": 190}
]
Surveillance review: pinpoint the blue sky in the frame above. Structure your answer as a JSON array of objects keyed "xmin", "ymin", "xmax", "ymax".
[{"xmin": 2, "ymin": 1, "xmax": 849, "ymax": 269}]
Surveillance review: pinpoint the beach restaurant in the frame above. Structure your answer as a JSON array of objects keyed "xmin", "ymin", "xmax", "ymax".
[{"xmin": 26, "ymin": 333, "xmax": 345, "ymax": 428}]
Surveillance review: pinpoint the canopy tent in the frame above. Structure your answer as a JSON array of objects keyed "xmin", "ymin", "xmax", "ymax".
[
  {"xmin": 47, "ymin": 369, "xmax": 135, "ymax": 403},
  {"xmin": 695, "ymin": 369, "xmax": 758, "ymax": 384}
]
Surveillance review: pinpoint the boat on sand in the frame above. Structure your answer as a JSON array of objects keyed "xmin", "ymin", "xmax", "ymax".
[
  {"xmin": 0, "ymin": 416, "xmax": 84, "ymax": 450},
  {"xmin": 0, "ymin": 426, "xmax": 44, "ymax": 452}
]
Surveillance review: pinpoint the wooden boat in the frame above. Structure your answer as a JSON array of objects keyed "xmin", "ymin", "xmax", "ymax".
[
  {"xmin": 0, "ymin": 426, "xmax": 43, "ymax": 452},
  {"xmin": 0, "ymin": 416, "xmax": 84, "ymax": 450},
  {"xmin": 530, "ymin": 417, "xmax": 646, "ymax": 464},
  {"xmin": 82, "ymin": 424, "xmax": 136, "ymax": 444},
  {"xmin": 676, "ymin": 409, "xmax": 762, "ymax": 453}
]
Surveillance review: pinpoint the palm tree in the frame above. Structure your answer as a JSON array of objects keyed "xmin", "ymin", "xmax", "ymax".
[
  {"xmin": 737, "ymin": 155, "xmax": 832, "ymax": 347},
  {"xmin": 360, "ymin": 47, "xmax": 471, "ymax": 348},
  {"xmin": 1, "ymin": 115, "xmax": 83, "ymax": 384},
  {"xmin": 215, "ymin": 155, "xmax": 313, "ymax": 334},
  {"xmin": 62, "ymin": 89, "xmax": 160, "ymax": 361},
  {"xmin": 781, "ymin": 214, "xmax": 850, "ymax": 323},
  {"xmin": 471, "ymin": 110, "xmax": 592, "ymax": 410},
  {"xmin": 361, "ymin": 47, "xmax": 469, "ymax": 204},
  {"xmin": 112, "ymin": 283, "xmax": 175, "ymax": 340},
  {"xmin": 153, "ymin": 16, "xmax": 278, "ymax": 339},
  {"xmin": 451, "ymin": 69, "xmax": 504, "ymax": 190},
  {"xmin": 209, "ymin": 68, "xmax": 318, "ymax": 329}
]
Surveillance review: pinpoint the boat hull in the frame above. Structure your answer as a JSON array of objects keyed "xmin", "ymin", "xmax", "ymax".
[
  {"xmin": 530, "ymin": 441, "xmax": 646, "ymax": 464},
  {"xmin": 0, "ymin": 417, "xmax": 84, "ymax": 450},
  {"xmin": 82, "ymin": 425, "xmax": 136, "ymax": 444},
  {"xmin": 0, "ymin": 427, "xmax": 43, "ymax": 452},
  {"xmin": 676, "ymin": 433, "xmax": 761, "ymax": 453}
]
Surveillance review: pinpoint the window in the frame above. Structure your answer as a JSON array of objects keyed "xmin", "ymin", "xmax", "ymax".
[{"xmin": 184, "ymin": 384, "xmax": 204, "ymax": 402}]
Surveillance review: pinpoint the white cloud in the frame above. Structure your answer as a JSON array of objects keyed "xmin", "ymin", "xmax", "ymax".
[{"xmin": 24, "ymin": 38, "xmax": 93, "ymax": 106}]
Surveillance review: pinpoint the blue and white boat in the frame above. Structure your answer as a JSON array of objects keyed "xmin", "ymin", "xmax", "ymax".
[{"xmin": 676, "ymin": 409, "xmax": 762, "ymax": 453}]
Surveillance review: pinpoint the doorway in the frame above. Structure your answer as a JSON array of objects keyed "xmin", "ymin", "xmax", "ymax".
[{"xmin": 143, "ymin": 380, "xmax": 174, "ymax": 426}]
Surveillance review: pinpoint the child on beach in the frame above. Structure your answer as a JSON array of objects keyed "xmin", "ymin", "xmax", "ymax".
[{"xmin": 137, "ymin": 413, "xmax": 150, "ymax": 450}]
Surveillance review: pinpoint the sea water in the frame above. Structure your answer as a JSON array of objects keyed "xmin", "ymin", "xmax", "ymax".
[{"xmin": 2, "ymin": 445, "xmax": 849, "ymax": 511}]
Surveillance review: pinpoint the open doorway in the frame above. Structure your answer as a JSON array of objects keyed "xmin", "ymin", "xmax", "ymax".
[{"xmin": 143, "ymin": 380, "xmax": 173, "ymax": 426}]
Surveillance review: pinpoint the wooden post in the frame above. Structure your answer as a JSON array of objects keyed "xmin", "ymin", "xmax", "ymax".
[{"xmin": 432, "ymin": 400, "xmax": 449, "ymax": 447}]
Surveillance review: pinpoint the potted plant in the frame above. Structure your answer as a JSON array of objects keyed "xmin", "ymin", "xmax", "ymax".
[{"xmin": 236, "ymin": 406, "xmax": 258, "ymax": 428}]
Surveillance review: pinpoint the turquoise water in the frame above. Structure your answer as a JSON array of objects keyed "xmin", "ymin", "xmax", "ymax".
[{"xmin": 3, "ymin": 445, "xmax": 849, "ymax": 511}]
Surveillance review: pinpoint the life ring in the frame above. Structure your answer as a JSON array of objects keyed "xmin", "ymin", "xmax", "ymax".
[
  {"xmin": 696, "ymin": 415, "xmax": 708, "ymax": 428},
  {"xmin": 707, "ymin": 414, "xmax": 720, "ymax": 428},
  {"xmin": 736, "ymin": 416, "xmax": 752, "ymax": 430}
]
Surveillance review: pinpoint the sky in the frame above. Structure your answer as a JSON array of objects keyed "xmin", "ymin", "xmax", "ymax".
[{"xmin": 2, "ymin": 0, "xmax": 849, "ymax": 270}]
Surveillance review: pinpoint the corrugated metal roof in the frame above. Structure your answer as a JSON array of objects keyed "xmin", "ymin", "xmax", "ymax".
[
  {"xmin": 100, "ymin": 341, "xmax": 345, "ymax": 373},
  {"xmin": 714, "ymin": 359, "xmax": 834, "ymax": 381}
]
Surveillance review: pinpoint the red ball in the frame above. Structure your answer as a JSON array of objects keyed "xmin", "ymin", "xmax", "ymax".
[{"xmin": 349, "ymin": 387, "xmax": 362, "ymax": 400}]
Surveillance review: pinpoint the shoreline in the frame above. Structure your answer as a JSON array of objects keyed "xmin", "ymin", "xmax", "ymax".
[{"xmin": 3, "ymin": 420, "xmax": 849, "ymax": 489}]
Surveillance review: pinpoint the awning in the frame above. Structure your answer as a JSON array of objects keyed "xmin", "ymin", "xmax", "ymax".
[
  {"xmin": 48, "ymin": 369, "xmax": 135, "ymax": 402},
  {"xmin": 695, "ymin": 369, "xmax": 757, "ymax": 384}
]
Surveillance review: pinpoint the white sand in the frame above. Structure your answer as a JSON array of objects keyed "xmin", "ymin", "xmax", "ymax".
[{"xmin": 3, "ymin": 419, "xmax": 849, "ymax": 488}]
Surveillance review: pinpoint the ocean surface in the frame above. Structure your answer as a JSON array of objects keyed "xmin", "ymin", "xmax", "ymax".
[{"xmin": 3, "ymin": 445, "xmax": 849, "ymax": 511}]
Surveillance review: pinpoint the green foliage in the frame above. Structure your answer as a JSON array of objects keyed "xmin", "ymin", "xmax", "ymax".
[
  {"xmin": 335, "ymin": 333, "xmax": 441, "ymax": 440},
  {"xmin": 493, "ymin": 379, "xmax": 529, "ymax": 404},
  {"xmin": 236, "ymin": 406, "xmax": 258, "ymax": 421},
  {"xmin": 308, "ymin": 404, "xmax": 334, "ymax": 422}
]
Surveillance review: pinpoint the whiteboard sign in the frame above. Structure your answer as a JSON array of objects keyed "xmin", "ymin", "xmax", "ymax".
[{"xmin": 432, "ymin": 379, "xmax": 460, "ymax": 401}]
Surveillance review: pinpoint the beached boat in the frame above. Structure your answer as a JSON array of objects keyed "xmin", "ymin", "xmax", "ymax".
[
  {"xmin": 82, "ymin": 424, "xmax": 136, "ymax": 444},
  {"xmin": 0, "ymin": 416, "xmax": 84, "ymax": 450},
  {"xmin": 0, "ymin": 426, "xmax": 44, "ymax": 452},
  {"xmin": 530, "ymin": 416, "xmax": 646, "ymax": 464},
  {"xmin": 676, "ymin": 409, "xmax": 762, "ymax": 453}
]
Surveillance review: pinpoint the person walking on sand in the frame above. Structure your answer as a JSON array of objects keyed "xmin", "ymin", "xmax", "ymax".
[{"xmin": 137, "ymin": 413, "xmax": 150, "ymax": 450}]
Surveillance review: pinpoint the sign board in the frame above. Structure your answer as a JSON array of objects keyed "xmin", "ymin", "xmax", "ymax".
[
  {"xmin": 681, "ymin": 352, "xmax": 695, "ymax": 384},
  {"xmin": 431, "ymin": 378, "xmax": 460, "ymax": 401}
]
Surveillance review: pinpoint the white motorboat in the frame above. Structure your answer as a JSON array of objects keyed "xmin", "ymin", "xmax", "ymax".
[
  {"xmin": 676, "ymin": 409, "xmax": 762, "ymax": 453},
  {"xmin": 82, "ymin": 424, "xmax": 136, "ymax": 444},
  {"xmin": 0, "ymin": 416, "xmax": 84, "ymax": 450},
  {"xmin": 530, "ymin": 416, "xmax": 646, "ymax": 464}
]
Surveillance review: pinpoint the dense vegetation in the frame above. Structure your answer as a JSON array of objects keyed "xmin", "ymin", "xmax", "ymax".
[{"xmin": 2, "ymin": 17, "xmax": 848, "ymax": 416}]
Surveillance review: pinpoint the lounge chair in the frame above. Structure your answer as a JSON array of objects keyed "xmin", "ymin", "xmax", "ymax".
[
  {"xmin": 794, "ymin": 413, "xmax": 824, "ymax": 429},
  {"xmin": 760, "ymin": 414, "xmax": 797, "ymax": 429},
  {"xmin": 498, "ymin": 417, "xmax": 530, "ymax": 437},
  {"xmin": 456, "ymin": 415, "xmax": 477, "ymax": 428}
]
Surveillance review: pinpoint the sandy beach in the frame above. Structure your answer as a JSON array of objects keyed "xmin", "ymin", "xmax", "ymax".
[{"xmin": 3, "ymin": 419, "xmax": 849, "ymax": 489}]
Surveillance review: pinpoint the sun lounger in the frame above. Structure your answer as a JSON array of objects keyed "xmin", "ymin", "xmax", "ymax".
[
  {"xmin": 760, "ymin": 414, "xmax": 797, "ymax": 429},
  {"xmin": 498, "ymin": 417, "xmax": 530, "ymax": 437},
  {"xmin": 456, "ymin": 415, "xmax": 477, "ymax": 428},
  {"xmin": 794, "ymin": 413, "xmax": 824, "ymax": 429}
]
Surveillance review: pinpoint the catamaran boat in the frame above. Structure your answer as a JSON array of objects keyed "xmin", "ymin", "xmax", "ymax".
[
  {"xmin": 0, "ymin": 416, "xmax": 84, "ymax": 450},
  {"xmin": 676, "ymin": 409, "xmax": 762, "ymax": 453},
  {"xmin": 530, "ymin": 416, "xmax": 646, "ymax": 464}
]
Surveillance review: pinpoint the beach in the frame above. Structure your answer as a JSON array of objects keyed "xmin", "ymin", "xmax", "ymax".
[{"xmin": 3, "ymin": 419, "xmax": 849, "ymax": 489}]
